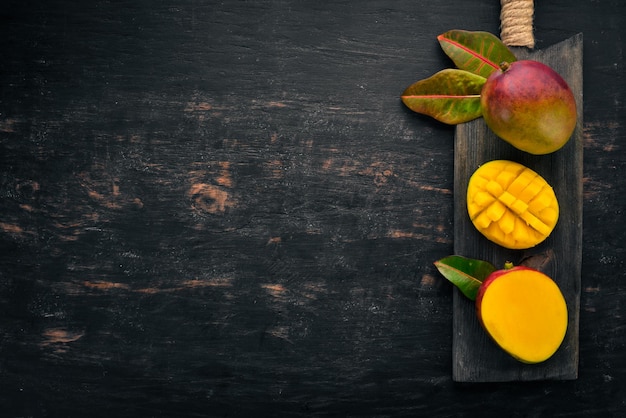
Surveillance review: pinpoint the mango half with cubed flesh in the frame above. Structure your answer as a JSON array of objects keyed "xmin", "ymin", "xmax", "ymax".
[
  {"xmin": 476, "ymin": 266, "xmax": 568, "ymax": 363},
  {"xmin": 467, "ymin": 160, "xmax": 558, "ymax": 249}
]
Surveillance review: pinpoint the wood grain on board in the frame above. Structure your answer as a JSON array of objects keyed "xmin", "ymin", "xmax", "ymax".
[{"xmin": 453, "ymin": 34, "xmax": 583, "ymax": 382}]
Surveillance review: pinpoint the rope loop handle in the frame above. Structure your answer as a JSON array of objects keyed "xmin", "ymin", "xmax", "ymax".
[{"xmin": 500, "ymin": 0, "xmax": 535, "ymax": 48}]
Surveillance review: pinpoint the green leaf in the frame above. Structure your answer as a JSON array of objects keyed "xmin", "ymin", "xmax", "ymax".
[
  {"xmin": 437, "ymin": 30, "xmax": 517, "ymax": 78},
  {"xmin": 401, "ymin": 69, "xmax": 485, "ymax": 125},
  {"xmin": 434, "ymin": 255, "xmax": 496, "ymax": 301}
]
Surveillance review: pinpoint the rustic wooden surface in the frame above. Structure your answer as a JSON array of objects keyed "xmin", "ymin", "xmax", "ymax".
[
  {"xmin": 0, "ymin": 0, "xmax": 624, "ymax": 416},
  {"xmin": 453, "ymin": 35, "xmax": 583, "ymax": 382}
]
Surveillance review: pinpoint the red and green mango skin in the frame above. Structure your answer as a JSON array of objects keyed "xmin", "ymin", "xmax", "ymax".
[{"xmin": 480, "ymin": 60, "xmax": 577, "ymax": 155}]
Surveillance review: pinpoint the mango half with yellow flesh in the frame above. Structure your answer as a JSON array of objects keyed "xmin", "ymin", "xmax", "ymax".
[
  {"xmin": 467, "ymin": 160, "xmax": 558, "ymax": 249},
  {"xmin": 476, "ymin": 265, "xmax": 568, "ymax": 363},
  {"xmin": 434, "ymin": 256, "xmax": 568, "ymax": 363}
]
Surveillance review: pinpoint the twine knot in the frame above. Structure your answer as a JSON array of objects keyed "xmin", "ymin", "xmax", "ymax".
[{"xmin": 500, "ymin": 0, "xmax": 535, "ymax": 48}]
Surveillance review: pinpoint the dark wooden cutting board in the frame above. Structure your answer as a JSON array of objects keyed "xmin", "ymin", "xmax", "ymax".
[{"xmin": 452, "ymin": 33, "xmax": 583, "ymax": 382}]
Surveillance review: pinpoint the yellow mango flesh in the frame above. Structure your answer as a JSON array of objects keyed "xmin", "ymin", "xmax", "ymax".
[
  {"xmin": 477, "ymin": 268, "xmax": 568, "ymax": 363},
  {"xmin": 467, "ymin": 160, "xmax": 559, "ymax": 249}
]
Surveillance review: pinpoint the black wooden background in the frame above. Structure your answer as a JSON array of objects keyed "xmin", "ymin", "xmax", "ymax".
[{"xmin": 1, "ymin": 0, "xmax": 624, "ymax": 416}]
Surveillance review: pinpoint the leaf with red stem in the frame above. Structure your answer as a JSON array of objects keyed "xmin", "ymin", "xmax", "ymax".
[
  {"xmin": 438, "ymin": 30, "xmax": 517, "ymax": 78},
  {"xmin": 401, "ymin": 69, "xmax": 485, "ymax": 124}
]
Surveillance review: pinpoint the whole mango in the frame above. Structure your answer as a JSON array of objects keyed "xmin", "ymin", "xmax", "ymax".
[{"xmin": 480, "ymin": 60, "xmax": 576, "ymax": 155}]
